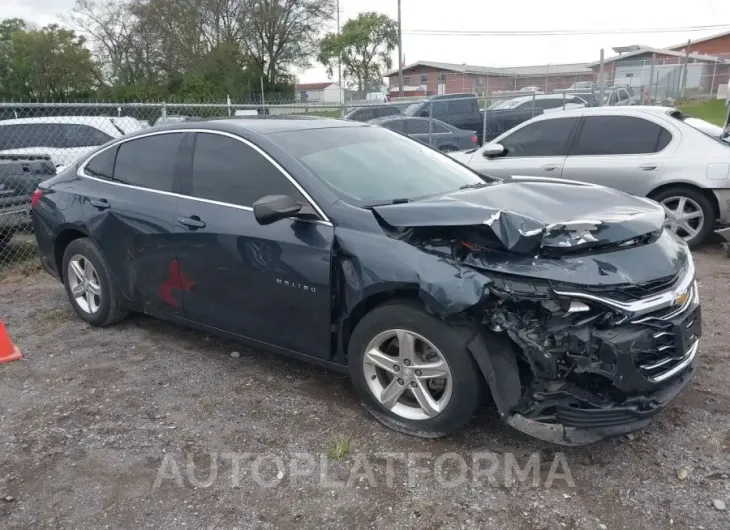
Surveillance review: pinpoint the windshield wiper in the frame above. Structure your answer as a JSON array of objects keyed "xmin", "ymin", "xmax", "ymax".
[{"xmin": 459, "ymin": 182, "xmax": 488, "ymax": 191}]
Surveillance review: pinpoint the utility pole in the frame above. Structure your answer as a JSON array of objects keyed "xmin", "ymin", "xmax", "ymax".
[
  {"xmin": 397, "ymin": 0, "xmax": 403, "ymax": 97},
  {"xmin": 680, "ymin": 39, "xmax": 691, "ymax": 98},
  {"xmin": 336, "ymin": 0, "xmax": 342, "ymax": 101}
]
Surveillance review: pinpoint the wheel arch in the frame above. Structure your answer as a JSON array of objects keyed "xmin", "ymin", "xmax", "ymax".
[
  {"xmin": 54, "ymin": 226, "xmax": 90, "ymax": 282},
  {"xmin": 648, "ymin": 182, "xmax": 719, "ymax": 219},
  {"xmin": 338, "ymin": 287, "xmax": 420, "ymax": 363}
]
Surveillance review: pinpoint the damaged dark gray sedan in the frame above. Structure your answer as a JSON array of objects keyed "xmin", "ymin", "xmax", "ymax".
[{"xmin": 31, "ymin": 118, "xmax": 700, "ymax": 446}]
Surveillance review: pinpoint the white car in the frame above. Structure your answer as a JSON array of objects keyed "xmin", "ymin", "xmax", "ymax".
[
  {"xmin": 450, "ymin": 106, "xmax": 730, "ymax": 247},
  {"xmin": 0, "ymin": 116, "xmax": 145, "ymax": 169}
]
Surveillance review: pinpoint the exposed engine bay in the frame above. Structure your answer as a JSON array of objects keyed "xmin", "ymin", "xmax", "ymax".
[{"xmin": 364, "ymin": 180, "xmax": 701, "ymax": 445}]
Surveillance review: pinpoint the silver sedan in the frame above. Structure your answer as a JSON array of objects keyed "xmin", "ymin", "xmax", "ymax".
[{"xmin": 451, "ymin": 106, "xmax": 730, "ymax": 247}]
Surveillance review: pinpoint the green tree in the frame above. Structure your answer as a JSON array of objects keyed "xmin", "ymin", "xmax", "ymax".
[
  {"xmin": 317, "ymin": 12, "xmax": 397, "ymax": 95},
  {"xmin": 0, "ymin": 21, "xmax": 99, "ymax": 100}
]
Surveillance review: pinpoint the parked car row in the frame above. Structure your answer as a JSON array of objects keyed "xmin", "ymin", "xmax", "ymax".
[
  {"xmin": 0, "ymin": 154, "xmax": 56, "ymax": 250},
  {"xmin": 0, "ymin": 116, "xmax": 149, "ymax": 170}
]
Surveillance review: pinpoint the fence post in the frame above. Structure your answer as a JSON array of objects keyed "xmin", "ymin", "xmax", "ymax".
[
  {"xmin": 428, "ymin": 99, "xmax": 433, "ymax": 147},
  {"xmin": 482, "ymin": 98, "xmax": 488, "ymax": 146},
  {"xmin": 598, "ymin": 49, "xmax": 605, "ymax": 106},
  {"xmin": 562, "ymin": 91, "xmax": 566, "ymax": 110},
  {"xmin": 648, "ymin": 54, "xmax": 656, "ymax": 104},
  {"xmin": 161, "ymin": 102, "xmax": 167, "ymax": 119},
  {"xmin": 260, "ymin": 77, "xmax": 266, "ymax": 117},
  {"xmin": 531, "ymin": 92, "xmax": 536, "ymax": 118}
]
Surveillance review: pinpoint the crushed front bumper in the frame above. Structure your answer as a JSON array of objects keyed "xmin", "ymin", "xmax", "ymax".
[{"xmin": 470, "ymin": 266, "xmax": 701, "ymax": 446}]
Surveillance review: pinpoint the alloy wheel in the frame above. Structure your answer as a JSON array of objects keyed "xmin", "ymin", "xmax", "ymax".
[
  {"xmin": 661, "ymin": 196, "xmax": 704, "ymax": 241},
  {"xmin": 67, "ymin": 255, "xmax": 102, "ymax": 314},
  {"xmin": 362, "ymin": 329, "xmax": 453, "ymax": 421}
]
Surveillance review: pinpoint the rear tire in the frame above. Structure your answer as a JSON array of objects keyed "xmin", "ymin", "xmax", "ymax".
[
  {"xmin": 651, "ymin": 186, "xmax": 715, "ymax": 248},
  {"xmin": 348, "ymin": 301, "xmax": 483, "ymax": 438},
  {"xmin": 61, "ymin": 238, "xmax": 128, "ymax": 327}
]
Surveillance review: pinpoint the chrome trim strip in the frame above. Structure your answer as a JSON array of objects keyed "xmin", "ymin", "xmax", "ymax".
[
  {"xmin": 647, "ymin": 339, "xmax": 698, "ymax": 383},
  {"xmin": 76, "ymin": 128, "xmax": 332, "ymax": 225},
  {"xmin": 553, "ymin": 259, "xmax": 695, "ymax": 317},
  {"xmin": 640, "ymin": 357, "xmax": 674, "ymax": 371}
]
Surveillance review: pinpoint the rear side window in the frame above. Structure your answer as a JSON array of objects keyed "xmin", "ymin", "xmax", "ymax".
[
  {"xmin": 0, "ymin": 123, "xmax": 112, "ymax": 150},
  {"xmin": 381, "ymin": 120, "xmax": 405, "ymax": 132},
  {"xmin": 191, "ymin": 133, "xmax": 304, "ymax": 207},
  {"xmin": 572, "ymin": 116, "xmax": 672, "ymax": 155},
  {"xmin": 113, "ymin": 133, "xmax": 182, "ymax": 191},
  {"xmin": 63, "ymin": 124, "xmax": 113, "ymax": 147},
  {"xmin": 405, "ymin": 120, "xmax": 431, "ymax": 134},
  {"xmin": 499, "ymin": 117, "xmax": 579, "ymax": 157},
  {"xmin": 84, "ymin": 146, "xmax": 117, "ymax": 180},
  {"xmin": 449, "ymin": 98, "xmax": 474, "ymax": 114}
]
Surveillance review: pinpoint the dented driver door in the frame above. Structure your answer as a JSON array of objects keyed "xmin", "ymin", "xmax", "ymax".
[{"xmin": 171, "ymin": 131, "xmax": 335, "ymax": 360}]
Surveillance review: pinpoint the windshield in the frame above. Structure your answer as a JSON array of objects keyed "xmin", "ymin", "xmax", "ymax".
[
  {"xmin": 403, "ymin": 103, "xmax": 425, "ymax": 116},
  {"xmin": 272, "ymin": 126, "xmax": 487, "ymax": 205},
  {"xmin": 489, "ymin": 99, "xmax": 522, "ymax": 110}
]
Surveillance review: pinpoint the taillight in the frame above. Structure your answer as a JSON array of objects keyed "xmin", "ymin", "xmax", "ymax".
[
  {"xmin": 470, "ymin": 135, "xmax": 478, "ymax": 143},
  {"xmin": 30, "ymin": 189, "xmax": 43, "ymax": 208}
]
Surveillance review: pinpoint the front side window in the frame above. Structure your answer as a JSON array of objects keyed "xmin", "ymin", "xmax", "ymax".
[
  {"xmin": 0, "ymin": 124, "xmax": 63, "ymax": 150},
  {"xmin": 572, "ymin": 116, "xmax": 671, "ymax": 155},
  {"xmin": 498, "ymin": 117, "xmax": 579, "ymax": 157},
  {"xmin": 191, "ymin": 133, "xmax": 304, "ymax": 207},
  {"xmin": 271, "ymin": 126, "xmax": 486, "ymax": 205},
  {"xmin": 113, "ymin": 133, "xmax": 182, "ymax": 191}
]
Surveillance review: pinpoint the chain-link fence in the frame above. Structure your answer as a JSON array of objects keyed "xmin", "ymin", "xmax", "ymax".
[{"xmin": 1, "ymin": 89, "xmax": 729, "ymax": 275}]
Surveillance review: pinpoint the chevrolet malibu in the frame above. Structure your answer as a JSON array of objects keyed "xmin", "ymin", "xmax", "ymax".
[{"xmin": 30, "ymin": 118, "xmax": 701, "ymax": 445}]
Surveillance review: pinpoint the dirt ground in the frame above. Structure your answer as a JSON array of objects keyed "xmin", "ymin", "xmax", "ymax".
[{"xmin": 1, "ymin": 248, "xmax": 729, "ymax": 530}]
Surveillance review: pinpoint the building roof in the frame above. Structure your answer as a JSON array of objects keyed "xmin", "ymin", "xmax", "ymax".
[
  {"xmin": 586, "ymin": 47, "xmax": 725, "ymax": 67},
  {"xmin": 384, "ymin": 60, "xmax": 593, "ymax": 78},
  {"xmin": 295, "ymin": 82, "xmax": 338, "ymax": 91},
  {"xmin": 667, "ymin": 30, "xmax": 730, "ymax": 51}
]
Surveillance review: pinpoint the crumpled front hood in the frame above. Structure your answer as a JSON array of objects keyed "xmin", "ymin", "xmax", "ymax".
[{"xmin": 372, "ymin": 179, "xmax": 666, "ymax": 254}]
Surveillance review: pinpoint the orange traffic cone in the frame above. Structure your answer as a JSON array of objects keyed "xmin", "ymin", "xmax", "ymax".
[{"xmin": 0, "ymin": 321, "xmax": 22, "ymax": 364}]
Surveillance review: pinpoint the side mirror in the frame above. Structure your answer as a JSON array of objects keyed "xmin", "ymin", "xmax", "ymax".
[
  {"xmin": 253, "ymin": 195, "xmax": 302, "ymax": 225},
  {"xmin": 482, "ymin": 143, "xmax": 506, "ymax": 158}
]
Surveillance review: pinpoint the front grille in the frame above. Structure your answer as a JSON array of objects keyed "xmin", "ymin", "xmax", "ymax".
[
  {"xmin": 570, "ymin": 273, "xmax": 681, "ymax": 303},
  {"xmin": 630, "ymin": 283, "xmax": 700, "ymax": 383},
  {"xmin": 556, "ymin": 405, "xmax": 639, "ymax": 428}
]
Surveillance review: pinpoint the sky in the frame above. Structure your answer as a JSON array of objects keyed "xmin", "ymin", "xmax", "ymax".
[{"xmin": 2, "ymin": 0, "xmax": 729, "ymax": 84}]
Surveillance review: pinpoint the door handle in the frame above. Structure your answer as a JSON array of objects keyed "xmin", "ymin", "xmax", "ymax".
[
  {"xmin": 90, "ymin": 199, "xmax": 110, "ymax": 210},
  {"xmin": 540, "ymin": 165, "xmax": 559, "ymax": 172},
  {"xmin": 639, "ymin": 163, "xmax": 660, "ymax": 171},
  {"xmin": 177, "ymin": 216, "xmax": 206, "ymax": 230}
]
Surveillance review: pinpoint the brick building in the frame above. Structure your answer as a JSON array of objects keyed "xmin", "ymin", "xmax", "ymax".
[
  {"xmin": 384, "ymin": 61, "xmax": 594, "ymax": 97},
  {"xmin": 669, "ymin": 30, "xmax": 730, "ymax": 58},
  {"xmin": 589, "ymin": 46, "xmax": 729, "ymax": 98}
]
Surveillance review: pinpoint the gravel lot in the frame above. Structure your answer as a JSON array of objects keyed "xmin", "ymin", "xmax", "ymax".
[{"xmin": 1, "ymin": 248, "xmax": 729, "ymax": 529}]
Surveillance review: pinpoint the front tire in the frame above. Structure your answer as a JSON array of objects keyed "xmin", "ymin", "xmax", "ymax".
[
  {"xmin": 651, "ymin": 186, "xmax": 715, "ymax": 248},
  {"xmin": 348, "ymin": 301, "xmax": 483, "ymax": 438},
  {"xmin": 61, "ymin": 238, "xmax": 128, "ymax": 326}
]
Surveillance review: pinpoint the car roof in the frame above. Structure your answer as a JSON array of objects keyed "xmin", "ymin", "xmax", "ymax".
[
  {"xmin": 530, "ymin": 105, "xmax": 674, "ymax": 120},
  {"xmin": 0, "ymin": 116, "xmax": 117, "ymax": 126},
  {"xmin": 145, "ymin": 117, "xmax": 367, "ymax": 136},
  {"xmin": 368, "ymin": 115, "xmax": 451, "ymax": 127}
]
